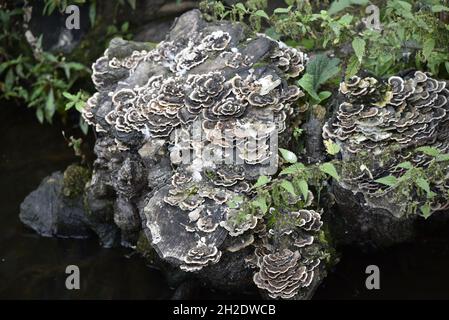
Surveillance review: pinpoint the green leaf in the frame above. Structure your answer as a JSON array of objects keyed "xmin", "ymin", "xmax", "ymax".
[
  {"xmin": 298, "ymin": 74, "xmax": 320, "ymax": 101},
  {"xmin": 36, "ymin": 108, "xmax": 44, "ymax": 124},
  {"xmin": 16, "ymin": 86, "xmax": 28, "ymax": 100},
  {"xmin": 253, "ymin": 175, "xmax": 270, "ymax": 188},
  {"xmin": 89, "ymin": 2, "xmax": 96, "ymax": 26},
  {"xmin": 4, "ymin": 68, "xmax": 14, "ymax": 91},
  {"xmin": 280, "ymin": 163, "xmax": 305, "ymax": 176},
  {"xmin": 43, "ymin": 0, "xmax": 56, "ymax": 15},
  {"xmin": 324, "ymin": 139, "xmax": 341, "ymax": 155},
  {"xmin": 436, "ymin": 153, "xmax": 449, "ymax": 162},
  {"xmin": 346, "ymin": 56, "xmax": 361, "ymax": 79},
  {"xmin": 273, "ymin": 7, "xmax": 291, "ymax": 14},
  {"xmin": 64, "ymin": 64, "xmax": 71, "ymax": 79},
  {"xmin": 75, "ymin": 101, "xmax": 85, "ymax": 112},
  {"xmin": 63, "ymin": 92, "xmax": 76, "ymax": 100},
  {"xmin": 66, "ymin": 62, "xmax": 88, "ymax": 71},
  {"xmin": 375, "ymin": 175, "xmax": 398, "ymax": 187},
  {"xmin": 252, "ymin": 196, "xmax": 268, "ymax": 214},
  {"xmin": 127, "ymin": 0, "xmax": 136, "ymax": 10},
  {"xmin": 420, "ymin": 203, "xmax": 432, "ymax": 219},
  {"xmin": 329, "ymin": 0, "xmax": 369, "ymax": 15},
  {"xmin": 279, "ymin": 148, "xmax": 298, "ymax": 163},
  {"xmin": 299, "ymin": 38, "xmax": 315, "ymax": 50},
  {"xmin": 235, "ymin": 3, "xmax": 247, "ymax": 12},
  {"xmin": 15, "ymin": 63, "xmax": 24, "ymax": 78},
  {"xmin": 65, "ymin": 101, "xmax": 75, "ymax": 111},
  {"xmin": 293, "ymin": 128, "xmax": 304, "ymax": 140},
  {"xmin": 297, "ymin": 179, "xmax": 309, "ymax": 202},
  {"xmin": 352, "ymin": 37, "xmax": 366, "ymax": 63},
  {"xmin": 318, "ymin": 91, "xmax": 332, "ymax": 102},
  {"xmin": 422, "ymin": 38, "xmax": 435, "ymax": 62},
  {"xmin": 388, "ymin": 0, "xmax": 414, "ymax": 19},
  {"xmin": 396, "ymin": 161, "xmax": 413, "ymax": 169},
  {"xmin": 227, "ymin": 195, "xmax": 244, "ymax": 209},
  {"xmin": 79, "ymin": 117, "xmax": 89, "ymax": 135},
  {"xmin": 0, "ymin": 62, "xmax": 9, "ymax": 75},
  {"xmin": 319, "ymin": 162, "xmax": 340, "ymax": 181},
  {"xmin": 254, "ymin": 10, "xmax": 269, "ymax": 19},
  {"xmin": 42, "ymin": 52, "xmax": 58, "ymax": 63},
  {"xmin": 305, "ymin": 54, "xmax": 340, "ymax": 91},
  {"xmin": 431, "ymin": 5, "xmax": 449, "ymax": 13},
  {"xmin": 45, "ymin": 88, "xmax": 55, "ymax": 123},
  {"xmin": 30, "ymin": 86, "xmax": 45, "ymax": 101},
  {"xmin": 121, "ymin": 22, "xmax": 129, "ymax": 33},
  {"xmin": 62, "ymin": 64, "xmax": 70, "ymax": 80},
  {"xmin": 338, "ymin": 13, "xmax": 354, "ymax": 26},
  {"xmin": 416, "ymin": 146, "xmax": 441, "ymax": 157},
  {"xmin": 280, "ymin": 180, "xmax": 296, "ymax": 196},
  {"xmin": 416, "ymin": 178, "xmax": 434, "ymax": 198}
]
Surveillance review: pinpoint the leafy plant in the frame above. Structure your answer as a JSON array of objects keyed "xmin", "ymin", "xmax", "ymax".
[
  {"xmin": 63, "ymin": 90, "xmax": 90, "ymax": 134},
  {"xmin": 360, "ymin": 0, "xmax": 449, "ymax": 77},
  {"xmin": 0, "ymin": 5, "xmax": 92, "ymax": 126},
  {"xmin": 0, "ymin": 1, "xmax": 139, "ymax": 128},
  {"xmin": 297, "ymin": 54, "xmax": 340, "ymax": 103},
  {"xmin": 201, "ymin": 0, "xmax": 449, "ymax": 79},
  {"xmin": 279, "ymin": 148, "xmax": 298, "ymax": 163},
  {"xmin": 319, "ymin": 162, "xmax": 341, "ymax": 181},
  {"xmin": 328, "ymin": 0, "xmax": 370, "ymax": 15},
  {"xmin": 371, "ymin": 146, "xmax": 449, "ymax": 218},
  {"xmin": 63, "ymin": 132, "xmax": 87, "ymax": 163},
  {"xmin": 43, "ymin": 0, "xmax": 87, "ymax": 15},
  {"xmin": 1, "ymin": 48, "xmax": 90, "ymax": 123},
  {"xmin": 324, "ymin": 139, "xmax": 341, "ymax": 155},
  {"xmin": 106, "ymin": 21, "xmax": 133, "ymax": 40}
]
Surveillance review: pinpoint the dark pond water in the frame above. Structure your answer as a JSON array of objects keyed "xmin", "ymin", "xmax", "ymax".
[
  {"xmin": 0, "ymin": 103, "xmax": 172, "ymax": 299},
  {"xmin": 2, "ymin": 102, "xmax": 449, "ymax": 299}
]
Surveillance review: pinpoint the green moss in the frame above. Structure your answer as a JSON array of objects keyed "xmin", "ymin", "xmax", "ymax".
[
  {"xmin": 318, "ymin": 226, "xmax": 339, "ymax": 268},
  {"xmin": 136, "ymin": 231, "xmax": 156, "ymax": 262},
  {"xmin": 62, "ymin": 164, "xmax": 91, "ymax": 198},
  {"xmin": 252, "ymin": 61, "xmax": 271, "ymax": 69},
  {"xmin": 311, "ymin": 104, "xmax": 327, "ymax": 121},
  {"xmin": 204, "ymin": 169, "xmax": 217, "ymax": 180}
]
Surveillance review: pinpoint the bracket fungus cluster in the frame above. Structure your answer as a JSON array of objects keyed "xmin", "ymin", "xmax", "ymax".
[
  {"xmin": 246, "ymin": 206, "xmax": 326, "ymax": 299},
  {"xmin": 324, "ymin": 70, "xmax": 449, "ymax": 218},
  {"xmin": 253, "ymin": 249, "xmax": 314, "ymax": 299},
  {"xmin": 78, "ymin": 9, "xmax": 329, "ymax": 298}
]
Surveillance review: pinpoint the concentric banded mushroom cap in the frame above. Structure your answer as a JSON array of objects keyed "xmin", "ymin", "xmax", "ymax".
[{"xmin": 253, "ymin": 249, "xmax": 314, "ymax": 299}]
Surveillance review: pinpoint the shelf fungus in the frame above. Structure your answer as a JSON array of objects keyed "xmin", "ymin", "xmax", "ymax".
[
  {"xmin": 219, "ymin": 208, "xmax": 263, "ymax": 237},
  {"xmin": 82, "ymin": 9, "xmax": 311, "ymax": 288},
  {"xmin": 252, "ymin": 249, "xmax": 317, "ymax": 299},
  {"xmin": 243, "ymin": 203, "xmax": 327, "ymax": 299},
  {"xmin": 324, "ymin": 71, "xmax": 449, "ymax": 156},
  {"xmin": 180, "ymin": 238, "xmax": 222, "ymax": 272},
  {"xmin": 324, "ymin": 70, "xmax": 449, "ymax": 218}
]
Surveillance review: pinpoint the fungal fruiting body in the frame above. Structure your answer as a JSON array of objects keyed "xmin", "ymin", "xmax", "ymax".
[
  {"xmin": 324, "ymin": 71, "xmax": 449, "ymax": 217},
  {"xmin": 83, "ymin": 10, "xmax": 325, "ymax": 299}
]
